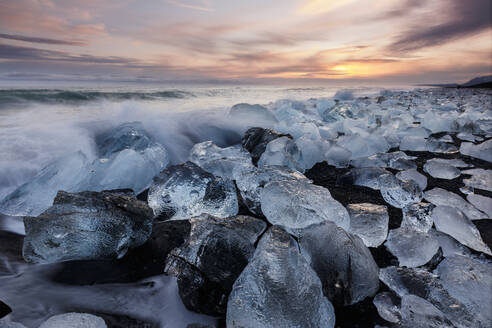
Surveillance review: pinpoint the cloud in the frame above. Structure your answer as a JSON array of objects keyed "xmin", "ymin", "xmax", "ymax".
[
  {"xmin": 388, "ymin": 0, "xmax": 492, "ymax": 52},
  {"xmin": 166, "ymin": 0, "xmax": 213, "ymax": 12},
  {"xmin": 0, "ymin": 33, "xmax": 86, "ymax": 46},
  {"xmin": 0, "ymin": 43, "xmax": 137, "ymax": 64}
]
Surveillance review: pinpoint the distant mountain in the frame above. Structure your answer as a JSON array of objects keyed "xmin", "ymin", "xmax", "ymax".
[
  {"xmin": 418, "ymin": 75, "xmax": 492, "ymax": 88},
  {"xmin": 461, "ymin": 75, "xmax": 492, "ymax": 88}
]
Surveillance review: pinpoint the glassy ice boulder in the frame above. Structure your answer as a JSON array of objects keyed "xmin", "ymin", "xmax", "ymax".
[
  {"xmin": 299, "ymin": 221, "xmax": 379, "ymax": 305},
  {"xmin": 396, "ymin": 169, "xmax": 427, "ymax": 191},
  {"xmin": 341, "ymin": 168, "xmax": 390, "ymax": 190},
  {"xmin": 260, "ymin": 179, "xmax": 350, "ymax": 233},
  {"xmin": 257, "ymin": 136, "xmax": 304, "ymax": 172},
  {"xmin": 351, "ymin": 151, "xmax": 416, "ymax": 170},
  {"xmin": 401, "ymin": 202, "xmax": 434, "ymax": 233},
  {"xmin": 189, "ymin": 141, "xmax": 253, "ymax": 179},
  {"xmin": 432, "ymin": 206, "xmax": 491, "ymax": 255},
  {"xmin": 399, "ymin": 294, "xmax": 454, "ymax": 328},
  {"xmin": 462, "ymin": 168, "xmax": 492, "ymax": 192},
  {"xmin": 23, "ymin": 190, "xmax": 153, "ymax": 264},
  {"xmin": 385, "ymin": 227, "xmax": 439, "ymax": 267},
  {"xmin": 0, "ymin": 151, "xmax": 90, "ymax": 216},
  {"xmin": 435, "ymin": 255, "xmax": 492, "ymax": 326},
  {"xmin": 338, "ymin": 134, "xmax": 390, "ymax": 159},
  {"xmin": 467, "ymin": 194, "xmax": 491, "ymax": 218},
  {"xmin": 38, "ymin": 313, "xmax": 107, "ymax": 328},
  {"xmin": 380, "ymin": 266, "xmax": 482, "ymax": 328},
  {"xmin": 295, "ymin": 136, "xmax": 331, "ymax": 170},
  {"xmin": 227, "ymin": 226, "xmax": 335, "ymax": 328},
  {"xmin": 423, "ymin": 161, "xmax": 461, "ymax": 180},
  {"xmin": 460, "ymin": 139, "xmax": 492, "ymax": 162},
  {"xmin": 165, "ymin": 214, "xmax": 267, "ymax": 315},
  {"xmin": 424, "ymin": 188, "xmax": 487, "ymax": 220},
  {"xmin": 241, "ymin": 127, "xmax": 292, "ymax": 165},
  {"xmin": 379, "ymin": 174, "xmax": 423, "ymax": 208},
  {"xmin": 347, "ymin": 203, "xmax": 388, "ymax": 247},
  {"xmin": 147, "ymin": 162, "xmax": 238, "ymax": 220},
  {"xmin": 232, "ymin": 165, "xmax": 309, "ymax": 216},
  {"xmin": 229, "ymin": 103, "xmax": 278, "ymax": 124},
  {"xmin": 373, "ymin": 292, "xmax": 401, "ymax": 323}
]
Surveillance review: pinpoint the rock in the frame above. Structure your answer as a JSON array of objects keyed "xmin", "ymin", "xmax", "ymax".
[
  {"xmin": 232, "ymin": 165, "xmax": 308, "ymax": 216},
  {"xmin": 380, "ymin": 266, "xmax": 482, "ymax": 328},
  {"xmin": 379, "ymin": 174, "xmax": 423, "ymax": 208},
  {"xmin": 189, "ymin": 141, "xmax": 253, "ymax": 179},
  {"xmin": 165, "ymin": 214, "xmax": 267, "ymax": 315},
  {"xmin": 23, "ymin": 190, "xmax": 153, "ymax": 264},
  {"xmin": 229, "ymin": 103, "xmax": 277, "ymax": 124},
  {"xmin": 401, "ymin": 202, "xmax": 434, "ymax": 233},
  {"xmin": 0, "ymin": 301, "xmax": 11, "ymax": 319},
  {"xmin": 400, "ymin": 294, "xmax": 454, "ymax": 328},
  {"xmin": 424, "ymin": 188, "xmax": 487, "ymax": 220},
  {"xmin": 38, "ymin": 313, "xmax": 107, "ymax": 328},
  {"xmin": 260, "ymin": 179, "xmax": 350, "ymax": 233},
  {"xmin": 147, "ymin": 162, "xmax": 238, "ymax": 220},
  {"xmin": 227, "ymin": 226, "xmax": 335, "ymax": 328},
  {"xmin": 257, "ymin": 136, "xmax": 304, "ymax": 172},
  {"xmin": 385, "ymin": 228, "xmax": 439, "ymax": 267},
  {"xmin": 460, "ymin": 139, "xmax": 492, "ymax": 162},
  {"xmin": 298, "ymin": 221, "xmax": 379, "ymax": 305},
  {"xmin": 373, "ymin": 292, "xmax": 401, "ymax": 323},
  {"xmin": 435, "ymin": 255, "xmax": 492, "ymax": 326},
  {"xmin": 241, "ymin": 127, "xmax": 291, "ymax": 165},
  {"xmin": 423, "ymin": 161, "xmax": 461, "ymax": 180},
  {"xmin": 347, "ymin": 203, "xmax": 389, "ymax": 247},
  {"xmin": 467, "ymin": 194, "xmax": 491, "ymax": 218},
  {"xmin": 396, "ymin": 169, "xmax": 427, "ymax": 191}
]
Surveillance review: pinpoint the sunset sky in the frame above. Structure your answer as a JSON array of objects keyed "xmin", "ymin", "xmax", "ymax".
[{"xmin": 0, "ymin": 0, "xmax": 491, "ymax": 84}]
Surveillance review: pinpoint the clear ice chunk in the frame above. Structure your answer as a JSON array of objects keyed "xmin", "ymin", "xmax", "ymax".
[
  {"xmin": 428, "ymin": 229, "xmax": 472, "ymax": 258},
  {"xmin": 462, "ymin": 168, "xmax": 492, "ymax": 192},
  {"xmin": 227, "ymin": 226, "xmax": 335, "ymax": 328},
  {"xmin": 424, "ymin": 187, "xmax": 487, "ymax": 220},
  {"xmin": 401, "ymin": 202, "xmax": 434, "ymax": 233},
  {"xmin": 241, "ymin": 127, "xmax": 291, "ymax": 165},
  {"xmin": 379, "ymin": 174, "xmax": 423, "ymax": 208},
  {"xmin": 373, "ymin": 292, "xmax": 401, "ymax": 323},
  {"xmin": 38, "ymin": 313, "xmax": 107, "ymax": 328},
  {"xmin": 351, "ymin": 151, "xmax": 416, "ymax": 170},
  {"xmin": 380, "ymin": 266, "xmax": 481, "ymax": 328},
  {"xmin": 257, "ymin": 136, "xmax": 304, "ymax": 173},
  {"xmin": 425, "ymin": 158, "xmax": 471, "ymax": 168},
  {"xmin": 147, "ymin": 162, "xmax": 238, "ymax": 220},
  {"xmin": 229, "ymin": 103, "xmax": 277, "ymax": 123},
  {"xmin": 295, "ymin": 136, "xmax": 330, "ymax": 170},
  {"xmin": 435, "ymin": 255, "xmax": 492, "ymax": 326},
  {"xmin": 23, "ymin": 190, "xmax": 153, "ymax": 264},
  {"xmin": 299, "ymin": 221, "xmax": 379, "ymax": 305},
  {"xmin": 347, "ymin": 203, "xmax": 389, "ymax": 247},
  {"xmin": 467, "ymin": 194, "xmax": 491, "ymax": 218},
  {"xmin": 324, "ymin": 144, "xmax": 352, "ymax": 167},
  {"xmin": 431, "ymin": 206, "xmax": 491, "ymax": 255},
  {"xmin": 423, "ymin": 160, "xmax": 461, "ymax": 180},
  {"xmin": 232, "ymin": 165, "xmax": 308, "ymax": 216},
  {"xmin": 385, "ymin": 227, "xmax": 439, "ymax": 267},
  {"xmin": 460, "ymin": 139, "xmax": 492, "ymax": 162},
  {"xmin": 400, "ymin": 294, "xmax": 454, "ymax": 328},
  {"xmin": 396, "ymin": 169, "xmax": 427, "ymax": 191},
  {"xmin": 189, "ymin": 141, "xmax": 253, "ymax": 179},
  {"xmin": 338, "ymin": 134, "xmax": 390, "ymax": 159},
  {"xmin": 164, "ymin": 214, "xmax": 267, "ymax": 315},
  {"xmin": 342, "ymin": 168, "xmax": 390, "ymax": 190},
  {"xmin": 260, "ymin": 179, "xmax": 350, "ymax": 233}
]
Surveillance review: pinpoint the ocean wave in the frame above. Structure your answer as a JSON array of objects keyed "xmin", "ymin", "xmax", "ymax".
[{"xmin": 0, "ymin": 89, "xmax": 195, "ymax": 107}]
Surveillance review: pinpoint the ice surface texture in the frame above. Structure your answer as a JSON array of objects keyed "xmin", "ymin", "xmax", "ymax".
[
  {"xmin": 148, "ymin": 162, "xmax": 238, "ymax": 220},
  {"xmin": 385, "ymin": 227, "xmax": 439, "ymax": 267},
  {"xmin": 227, "ymin": 226, "xmax": 335, "ymax": 328},
  {"xmin": 298, "ymin": 221, "xmax": 379, "ymax": 305},
  {"xmin": 460, "ymin": 139, "xmax": 492, "ymax": 162},
  {"xmin": 379, "ymin": 174, "xmax": 423, "ymax": 208},
  {"xmin": 260, "ymin": 179, "xmax": 350, "ymax": 233},
  {"xmin": 423, "ymin": 160, "xmax": 461, "ymax": 179},
  {"xmin": 347, "ymin": 203, "xmax": 388, "ymax": 247},
  {"xmin": 257, "ymin": 136, "xmax": 304, "ymax": 172},
  {"xmin": 424, "ymin": 187, "xmax": 487, "ymax": 220},
  {"xmin": 401, "ymin": 202, "xmax": 434, "ymax": 233},
  {"xmin": 241, "ymin": 127, "xmax": 291, "ymax": 165},
  {"xmin": 23, "ymin": 190, "xmax": 153, "ymax": 264},
  {"xmin": 164, "ymin": 214, "xmax": 267, "ymax": 315}
]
